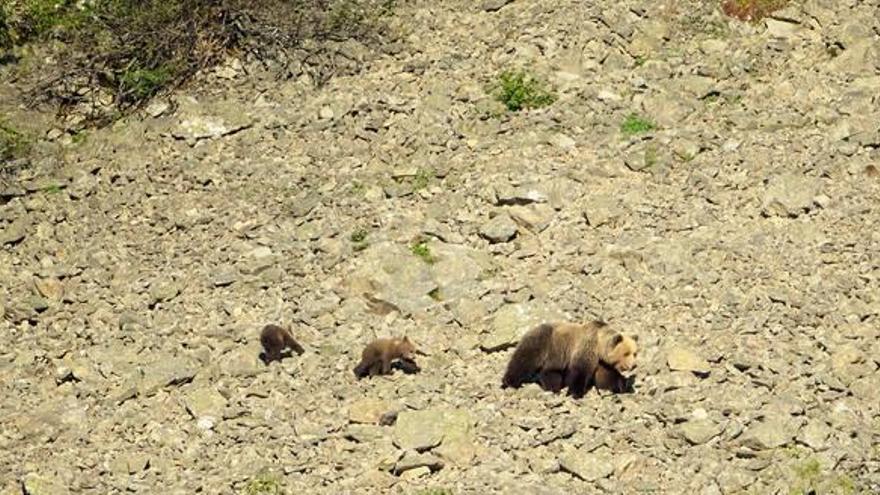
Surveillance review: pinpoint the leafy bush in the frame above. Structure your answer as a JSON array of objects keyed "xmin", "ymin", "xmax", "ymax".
[
  {"xmin": 0, "ymin": 120, "xmax": 30, "ymax": 163},
  {"xmin": 1, "ymin": 0, "xmax": 396, "ymax": 125},
  {"xmin": 242, "ymin": 472, "xmax": 283, "ymax": 495},
  {"xmin": 410, "ymin": 241, "xmax": 436, "ymax": 264},
  {"xmin": 620, "ymin": 113, "xmax": 656, "ymax": 136},
  {"xmin": 490, "ymin": 70, "xmax": 556, "ymax": 112}
]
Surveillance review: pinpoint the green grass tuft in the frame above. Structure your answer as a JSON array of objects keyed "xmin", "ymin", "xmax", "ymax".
[
  {"xmin": 620, "ymin": 113, "xmax": 656, "ymax": 136},
  {"xmin": 412, "ymin": 168, "xmax": 432, "ymax": 190},
  {"xmin": 350, "ymin": 228, "xmax": 369, "ymax": 251},
  {"xmin": 350, "ymin": 228, "xmax": 367, "ymax": 243},
  {"xmin": 794, "ymin": 458, "xmax": 821, "ymax": 480},
  {"xmin": 490, "ymin": 70, "xmax": 556, "ymax": 112},
  {"xmin": 410, "ymin": 241, "xmax": 436, "ymax": 264},
  {"xmin": 415, "ymin": 490, "xmax": 453, "ymax": 495},
  {"xmin": 119, "ymin": 65, "xmax": 172, "ymax": 100},
  {"xmin": 242, "ymin": 472, "xmax": 283, "ymax": 495},
  {"xmin": 350, "ymin": 180, "xmax": 366, "ymax": 196}
]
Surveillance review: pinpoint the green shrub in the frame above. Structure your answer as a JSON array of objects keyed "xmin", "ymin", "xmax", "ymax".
[
  {"xmin": 490, "ymin": 70, "xmax": 556, "ymax": 112},
  {"xmin": 242, "ymin": 472, "xmax": 282, "ymax": 495},
  {"xmin": 620, "ymin": 113, "xmax": 656, "ymax": 136},
  {"xmin": 410, "ymin": 241, "xmax": 436, "ymax": 264},
  {"xmin": 4, "ymin": 0, "xmax": 396, "ymax": 125},
  {"xmin": 0, "ymin": 7, "xmax": 10, "ymax": 49},
  {"xmin": 119, "ymin": 66, "xmax": 172, "ymax": 101},
  {"xmin": 0, "ymin": 120, "xmax": 30, "ymax": 163},
  {"xmin": 0, "ymin": 0, "xmax": 90, "ymax": 47},
  {"xmin": 350, "ymin": 228, "xmax": 369, "ymax": 251}
]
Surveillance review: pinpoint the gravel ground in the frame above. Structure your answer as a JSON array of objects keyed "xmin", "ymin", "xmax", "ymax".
[{"xmin": 1, "ymin": 0, "xmax": 879, "ymax": 493}]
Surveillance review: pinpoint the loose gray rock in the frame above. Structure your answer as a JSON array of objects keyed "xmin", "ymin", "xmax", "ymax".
[
  {"xmin": 288, "ymin": 192, "xmax": 321, "ymax": 218},
  {"xmin": 21, "ymin": 473, "xmax": 70, "ymax": 495},
  {"xmin": 765, "ymin": 19, "xmax": 802, "ymax": 39},
  {"xmin": 149, "ymin": 279, "xmax": 180, "ymax": 306},
  {"xmin": 830, "ymin": 345, "xmax": 867, "ymax": 385},
  {"xmin": 481, "ymin": 302, "xmax": 564, "ymax": 352},
  {"xmin": 481, "ymin": 0, "xmax": 513, "ymax": 12},
  {"xmin": 480, "ymin": 213, "xmax": 518, "ymax": 243},
  {"xmin": 109, "ymin": 452, "xmax": 151, "ymax": 476},
  {"xmin": 740, "ymin": 415, "xmax": 795, "ymax": 450},
  {"xmin": 219, "ymin": 347, "xmax": 263, "ymax": 378},
  {"xmin": 393, "ymin": 410, "xmax": 447, "ymax": 451},
  {"xmin": 28, "ymin": 295, "xmax": 49, "ymax": 313},
  {"xmin": 138, "ymin": 357, "xmax": 197, "ymax": 397},
  {"xmin": 429, "ymin": 243, "xmax": 493, "ymax": 301},
  {"xmin": 171, "ymin": 98, "xmax": 254, "ymax": 143},
  {"xmin": 392, "ymin": 450, "xmax": 444, "ymax": 475},
  {"xmin": 433, "ymin": 409, "xmax": 477, "ymax": 467},
  {"xmin": 762, "ymin": 173, "xmax": 821, "ymax": 217},
  {"xmin": 797, "ymin": 420, "xmax": 832, "ymax": 451},
  {"xmin": 210, "ymin": 266, "xmax": 238, "ymax": 287},
  {"xmin": 559, "ymin": 448, "xmax": 614, "ymax": 482},
  {"xmin": 0, "ymin": 221, "xmax": 26, "ymax": 245},
  {"xmin": 716, "ymin": 468, "xmax": 755, "ymax": 494},
  {"xmin": 494, "ymin": 184, "xmax": 548, "ymax": 206},
  {"xmin": 550, "ymin": 133, "xmax": 576, "ymax": 150},
  {"xmin": 399, "ymin": 466, "xmax": 431, "ymax": 480},
  {"xmin": 33, "ymin": 278, "xmax": 63, "ymax": 302},
  {"xmin": 667, "ymin": 347, "xmax": 711, "ymax": 376},
  {"xmin": 679, "ymin": 419, "xmax": 723, "ymax": 445},
  {"xmin": 392, "ymin": 408, "xmax": 474, "ymax": 459},
  {"xmin": 582, "ymin": 194, "xmax": 622, "ymax": 227},
  {"xmin": 509, "ymin": 204, "xmax": 555, "ymax": 233},
  {"xmin": 352, "ymin": 242, "xmax": 438, "ymax": 314},
  {"xmin": 3, "ymin": 0, "xmax": 877, "ymax": 492},
  {"xmin": 146, "ymin": 100, "xmax": 170, "ymax": 118},
  {"xmin": 349, "ymin": 398, "xmax": 398, "ymax": 425},
  {"xmin": 182, "ymin": 387, "xmax": 228, "ymax": 425}
]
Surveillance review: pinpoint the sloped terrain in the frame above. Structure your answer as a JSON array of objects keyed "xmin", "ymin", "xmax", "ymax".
[{"xmin": 1, "ymin": 0, "xmax": 879, "ymax": 493}]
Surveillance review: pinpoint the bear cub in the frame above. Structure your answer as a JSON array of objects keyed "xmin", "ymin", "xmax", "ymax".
[
  {"xmin": 260, "ymin": 324, "xmax": 305, "ymax": 364},
  {"xmin": 353, "ymin": 336, "xmax": 422, "ymax": 379}
]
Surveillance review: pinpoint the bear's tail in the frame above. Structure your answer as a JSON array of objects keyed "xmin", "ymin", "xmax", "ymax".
[{"xmin": 502, "ymin": 323, "xmax": 553, "ymax": 388}]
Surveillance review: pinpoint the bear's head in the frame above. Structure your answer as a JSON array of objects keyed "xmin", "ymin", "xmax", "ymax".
[
  {"xmin": 395, "ymin": 336, "xmax": 418, "ymax": 360},
  {"xmin": 600, "ymin": 329, "xmax": 638, "ymax": 374}
]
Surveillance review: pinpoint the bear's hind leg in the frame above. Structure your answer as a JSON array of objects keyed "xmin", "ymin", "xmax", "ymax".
[
  {"xmin": 565, "ymin": 368, "xmax": 589, "ymax": 398},
  {"xmin": 502, "ymin": 324, "xmax": 554, "ymax": 388},
  {"xmin": 538, "ymin": 370, "xmax": 565, "ymax": 393}
]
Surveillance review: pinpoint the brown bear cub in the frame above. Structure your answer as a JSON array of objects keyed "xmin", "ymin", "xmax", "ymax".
[
  {"xmin": 501, "ymin": 320, "xmax": 638, "ymax": 398},
  {"xmin": 260, "ymin": 324, "xmax": 305, "ymax": 364},
  {"xmin": 536, "ymin": 363, "xmax": 636, "ymax": 395},
  {"xmin": 593, "ymin": 362, "xmax": 636, "ymax": 394},
  {"xmin": 353, "ymin": 336, "xmax": 421, "ymax": 379}
]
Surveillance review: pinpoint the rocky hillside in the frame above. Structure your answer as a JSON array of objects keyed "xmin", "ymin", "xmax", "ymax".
[{"xmin": 2, "ymin": 0, "xmax": 879, "ymax": 493}]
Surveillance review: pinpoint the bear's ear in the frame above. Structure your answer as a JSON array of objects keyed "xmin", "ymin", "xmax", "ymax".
[
  {"xmin": 631, "ymin": 334, "xmax": 639, "ymax": 342},
  {"xmin": 610, "ymin": 334, "xmax": 624, "ymax": 347}
]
